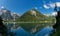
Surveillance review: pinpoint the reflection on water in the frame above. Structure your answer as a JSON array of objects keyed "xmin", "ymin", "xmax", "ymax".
[
  {"xmin": 4, "ymin": 23, "xmax": 54, "ymax": 36},
  {"xmin": 36, "ymin": 26, "xmax": 53, "ymax": 36},
  {"xmin": 11, "ymin": 27, "xmax": 34, "ymax": 36}
]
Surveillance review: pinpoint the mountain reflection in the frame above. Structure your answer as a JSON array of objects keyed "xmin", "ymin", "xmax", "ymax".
[{"xmin": 6, "ymin": 24, "xmax": 53, "ymax": 36}]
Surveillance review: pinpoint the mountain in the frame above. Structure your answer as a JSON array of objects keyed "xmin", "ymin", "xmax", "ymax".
[
  {"xmin": 0, "ymin": 7, "xmax": 13, "ymax": 21},
  {"xmin": 11, "ymin": 12, "xmax": 20, "ymax": 19},
  {"xmin": 17, "ymin": 9, "xmax": 55, "ymax": 33},
  {"xmin": 17, "ymin": 9, "xmax": 45, "ymax": 22}
]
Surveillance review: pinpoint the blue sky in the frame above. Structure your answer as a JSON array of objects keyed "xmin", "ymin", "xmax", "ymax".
[{"xmin": 0, "ymin": 0, "xmax": 60, "ymax": 15}]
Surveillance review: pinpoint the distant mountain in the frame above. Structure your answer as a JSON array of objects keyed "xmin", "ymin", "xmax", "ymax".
[
  {"xmin": 0, "ymin": 8, "xmax": 13, "ymax": 21},
  {"xmin": 43, "ymin": 14, "xmax": 55, "ymax": 22},
  {"xmin": 11, "ymin": 12, "xmax": 20, "ymax": 19},
  {"xmin": 17, "ymin": 9, "xmax": 45, "ymax": 22},
  {"xmin": 0, "ymin": 7, "xmax": 55, "ymax": 22}
]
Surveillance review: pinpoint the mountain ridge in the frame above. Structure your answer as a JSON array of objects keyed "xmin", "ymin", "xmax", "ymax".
[{"xmin": 17, "ymin": 9, "xmax": 45, "ymax": 22}]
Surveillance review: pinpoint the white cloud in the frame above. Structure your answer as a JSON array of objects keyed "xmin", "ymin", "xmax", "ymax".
[
  {"xmin": 43, "ymin": 4, "xmax": 50, "ymax": 9},
  {"xmin": 49, "ymin": 2, "xmax": 60, "ymax": 8},
  {"xmin": 1, "ymin": 6, "xmax": 5, "ymax": 9},
  {"xmin": 51, "ymin": 12, "xmax": 57, "ymax": 16},
  {"xmin": 49, "ymin": 3, "xmax": 55, "ymax": 8},
  {"xmin": 43, "ymin": 2, "xmax": 60, "ymax": 9},
  {"xmin": 56, "ymin": 2, "xmax": 60, "ymax": 7}
]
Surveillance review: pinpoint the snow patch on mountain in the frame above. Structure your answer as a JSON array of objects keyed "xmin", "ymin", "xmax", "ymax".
[{"xmin": 31, "ymin": 10, "xmax": 37, "ymax": 16}]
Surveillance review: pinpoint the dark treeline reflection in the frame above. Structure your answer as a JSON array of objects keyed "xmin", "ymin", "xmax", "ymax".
[
  {"xmin": 0, "ymin": 17, "xmax": 7, "ymax": 36},
  {"xmin": 0, "ymin": 17, "xmax": 16, "ymax": 36}
]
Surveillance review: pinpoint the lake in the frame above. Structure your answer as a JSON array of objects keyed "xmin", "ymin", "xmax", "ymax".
[{"xmin": 4, "ymin": 23, "xmax": 54, "ymax": 36}]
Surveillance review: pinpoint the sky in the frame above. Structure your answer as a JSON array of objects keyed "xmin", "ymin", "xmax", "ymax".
[{"xmin": 0, "ymin": 0, "xmax": 60, "ymax": 15}]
